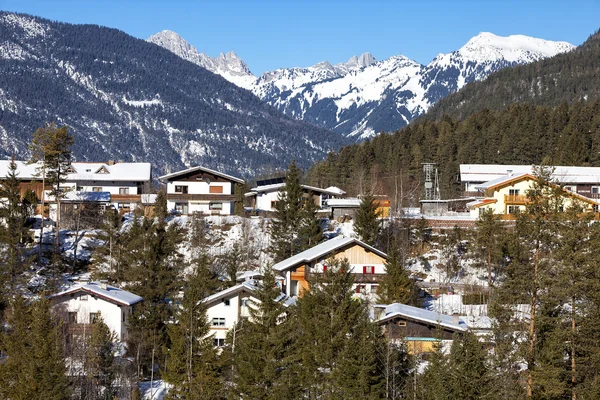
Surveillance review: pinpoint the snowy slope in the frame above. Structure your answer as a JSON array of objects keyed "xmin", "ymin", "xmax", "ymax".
[
  {"xmin": 151, "ymin": 31, "xmax": 574, "ymax": 139},
  {"xmin": 147, "ymin": 30, "xmax": 257, "ymax": 90}
]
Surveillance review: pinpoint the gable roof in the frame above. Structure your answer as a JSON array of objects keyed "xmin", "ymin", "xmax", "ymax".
[
  {"xmin": 377, "ymin": 303, "xmax": 467, "ymax": 332},
  {"xmin": 249, "ymin": 183, "xmax": 345, "ymax": 196},
  {"xmin": 158, "ymin": 165, "xmax": 244, "ymax": 184},
  {"xmin": 0, "ymin": 160, "xmax": 151, "ymax": 182},
  {"xmin": 461, "ymin": 164, "xmax": 600, "ymax": 185},
  {"xmin": 473, "ymin": 173, "xmax": 532, "ymax": 191},
  {"xmin": 272, "ymin": 236, "xmax": 388, "ymax": 272},
  {"xmin": 51, "ymin": 281, "xmax": 143, "ymax": 306},
  {"xmin": 202, "ymin": 280, "xmax": 295, "ymax": 308}
]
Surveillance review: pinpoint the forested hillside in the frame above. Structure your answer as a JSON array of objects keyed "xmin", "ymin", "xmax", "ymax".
[
  {"xmin": 307, "ymin": 100, "xmax": 600, "ymax": 201},
  {"xmin": 0, "ymin": 12, "xmax": 347, "ymax": 177},
  {"xmin": 424, "ymin": 29, "xmax": 600, "ymax": 121}
]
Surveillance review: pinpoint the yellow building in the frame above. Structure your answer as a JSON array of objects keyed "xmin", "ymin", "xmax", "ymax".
[{"xmin": 467, "ymin": 173, "xmax": 600, "ymax": 219}]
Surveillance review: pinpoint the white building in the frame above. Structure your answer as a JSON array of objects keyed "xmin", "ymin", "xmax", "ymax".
[
  {"xmin": 244, "ymin": 179, "xmax": 346, "ymax": 213},
  {"xmin": 0, "ymin": 160, "xmax": 152, "ymax": 212},
  {"xmin": 158, "ymin": 166, "xmax": 244, "ymax": 215},
  {"xmin": 272, "ymin": 236, "xmax": 389, "ymax": 299},
  {"xmin": 460, "ymin": 164, "xmax": 600, "ymax": 197},
  {"xmin": 202, "ymin": 280, "xmax": 294, "ymax": 347},
  {"xmin": 51, "ymin": 281, "xmax": 143, "ymax": 342}
]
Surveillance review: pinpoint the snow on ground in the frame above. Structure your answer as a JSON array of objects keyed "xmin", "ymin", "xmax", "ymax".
[{"xmin": 140, "ymin": 380, "xmax": 170, "ymax": 400}]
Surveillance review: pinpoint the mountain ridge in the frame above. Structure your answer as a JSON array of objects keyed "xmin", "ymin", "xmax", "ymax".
[{"xmin": 149, "ymin": 31, "xmax": 574, "ymax": 139}]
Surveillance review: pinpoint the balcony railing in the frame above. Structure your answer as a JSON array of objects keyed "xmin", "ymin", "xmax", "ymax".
[{"xmin": 504, "ymin": 194, "xmax": 529, "ymax": 204}]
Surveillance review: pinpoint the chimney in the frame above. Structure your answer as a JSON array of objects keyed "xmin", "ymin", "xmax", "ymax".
[
  {"xmin": 99, "ymin": 280, "xmax": 108, "ymax": 290},
  {"xmin": 107, "ymin": 160, "xmax": 115, "ymax": 165},
  {"xmin": 452, "ymin": 312, "xmax": 460, "ymax": 325},
  {"xmin": 507, "ymin": 169, "xmax": 513, "ymax": 177}
]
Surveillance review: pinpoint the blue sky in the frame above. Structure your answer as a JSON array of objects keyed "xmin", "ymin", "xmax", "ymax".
[{"xmin": 2, "ymin": 0, "xmax": 599, "ymax": 74}]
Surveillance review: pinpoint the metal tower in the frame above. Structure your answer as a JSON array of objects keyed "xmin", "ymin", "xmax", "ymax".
[{"xmin": 422, "ymin": 163, "xmax": 440, "ymax": 200}]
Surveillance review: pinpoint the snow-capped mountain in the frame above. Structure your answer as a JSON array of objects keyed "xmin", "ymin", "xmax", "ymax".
[
  {"xmin": 147, "ymin": 30, "xmax": 257, "ymax": 90},
  {"xmin": 151, "ymin": 31, "xmax": 574, "ymax": 139},
  {"xmin": 0, "ymin": 13, "xmax": 348, "ymax": 177}
]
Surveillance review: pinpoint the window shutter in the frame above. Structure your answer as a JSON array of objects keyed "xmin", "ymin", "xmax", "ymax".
[
  {"xmin": 322, "ymin": 265, "xmax": 327, "ymax": 272},
  {"xmin": 363, "ymin": 266, "xmax": 367, "ymax": 274}
]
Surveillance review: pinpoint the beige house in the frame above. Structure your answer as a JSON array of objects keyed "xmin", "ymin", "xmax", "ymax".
[{"xmin": 467, "ymin": 173, "xmax": 600, "ymax": 218}]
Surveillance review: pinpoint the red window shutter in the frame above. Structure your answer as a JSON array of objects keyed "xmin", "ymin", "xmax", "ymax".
[
  {"xmin": 323, "ymin": 265, "xmax": 327, "ymax": 272},
  {"xmin": 363, "ymin": 266, "xmax": 367, "ymax": 274},
  {"xmin": 356, "ymin": 285, "xmax": 361, "ymax": 293}
]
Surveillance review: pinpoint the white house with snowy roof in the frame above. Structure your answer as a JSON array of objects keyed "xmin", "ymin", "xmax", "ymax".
[
  {"xmin": 272, "ymin": 236, "xmax": 388, "ymax": 299},
  {"xmin": 158, "ymin": 165, "xmax": 244, "ymax": 215},
  {"xmin": 50, "ymin": 281, "xmax": 143, "ymax": 342},
  {"xmin": 244, "ymin": 177, "xmax": 346, "ymax": 214},
  {"xmin": 202, "ymin": 280, "xmax": 294, "ymax": 347},
  {"xmin": 460, "ymin": 164, "xmax": 600, "ymax": 198},
  {"xmin": 0, "ymin": 160, "xmax": 152, "ymax": 214}
]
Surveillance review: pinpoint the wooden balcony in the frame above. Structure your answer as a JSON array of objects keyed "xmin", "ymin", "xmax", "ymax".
[
  {"xmin": 110, "ymin": 194, "xmax": 142, "ymax": 202},
  {"xmin": 504, "ymin": 194, "xmax": 529, "ymax": 204}
]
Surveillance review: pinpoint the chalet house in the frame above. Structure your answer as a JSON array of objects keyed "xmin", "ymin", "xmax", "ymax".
[
  {"xmin": 272, "ymin": 236, "xmax": 388, "ymax": 299},
  {"xmin": 460, "ymin": 164, "xmax": 600, "ymax": 198},
  {"xmin": 467, "ymin": 173, "xmax": 600, "ymax": 219},
  {"xmin": 158, "ymin": 166, "xmax": 244, "ymax": 216},
  {"xmin": 244, "ymin": 177, "xmax": 346, "ymax": 214},
  {"xmin": 50, "ymin": 281, "xmax": 143, "ymax": 343},
  {"xmin": 0, "ymin": 160, "xmax": 152, "ymax": 215},
  {"xmin": 202, "ymin": 280, "xmax": 294, "ymax": 347},
  {"xmin": 375, "ymin": 303, "xmax": 467, "ymax": 354},
  {"xmin": 326, "ymin": 196, "xmax": 391, "ymax": 220}
]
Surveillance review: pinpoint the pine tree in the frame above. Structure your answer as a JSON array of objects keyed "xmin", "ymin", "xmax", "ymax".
[
  {"xmin": 474, "ymin": 208, "xmax": 505, "ymax": 287},
  {"xmin": 92, "ymin": 208, "xmax": 125, "ymax": 282},
  {"xmin": 297, "ymin": 193, "xmax": 323, "ymax": 251},
  {"xmin": 376, "ymin": 248, "xmax": 419, "ymax": 306},
  {"xmin": 447, "ymin": 332, "xmax": 492, "ymax": 399},
  {"xmin": 0, "ymin": 297, "xmax": 70, "ymax": 399},
  {"xmin": 29, "ymin": 123, "xmax": 74, "ymax": 254},
  {"xmin": 231, "ymin": 268, "xmax": 297, "ymax": 400},
  {"xmin": 414, "ymin": 342, "xmax": 449, "ymax": 400},
  {"xmin": 354, "ymin": 194, "xmax": 382, "ymax": 246},
  {"xmin": 0, "ymin": 157, "xmax": 30, "ymax": 296},
  {"xmin": 163, "ymin": 254, "xmax": 223, "ymax": 399},
  {"xmin": 269, "ymin": 160, "xmax": 312, "ymax": 262},
  {"xmin": 294, "ymin": 258, "xmax": 385, "ymax": 398},
  {"xmin": 86, "ymin": 316, "xmax": 117, "ymax": 399}
]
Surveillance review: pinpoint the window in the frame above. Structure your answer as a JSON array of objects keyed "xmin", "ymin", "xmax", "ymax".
[
  {"xmin": 122, "ymin": 311, "xmax": 126, "ymax": 322},
  {"xmin": 370, "ymin": 284, "xmax": 379, "ymax": 294},
  {"xmin": 271, "ymin": 201, "xmax": 278, "ymax": 209},
  {"xmin": 213, "ymin": 338, "xmax": 226, "ymax": 347},
  {"xmin": 119, "ymin": 188, "xmax": 129, "ymax": 195},
  {"xmin": 508, "ymin": 205, "xmax": 520, "ymax": 215},
  {"xmin": 509, "ymin": 189, "xmax": 520, "ymax": 196},
  {"xmin": 212, "ymin": 318, "xmax": 226, "ymax": 327},
  {"xmin": 209, "ymin": 186, "xmax": 223, "ymax": 194},
  {"xmin": 175, "ymin": 202, "xmax": 189, "ymax": 214},
  {"xmin": 224, "ymin": 299, "xmax": 230, "ymax": 306},
  {"xmin": 209, "ymin": 202, "xmax": 223, "ymax": 210},
  {"xmin": 564, "ymin": 186, "xmax": 575, "ymax": 192},
  {"xmin": 92, "ymin": 187, "xmax": 102, "ymax": 192},
  {"xmin": 594, "ymin": 205, "xmax": 599, "ymax": 213},
  {"xmin": 355, "ymin": 285, "xmax": 366, "ymax": 294},
  {"xmin": 76, "ymin": 186, "xmax": 83, "ymax": 191},
  {"xmin": 396, "ymin": 321, "xmax": 407, "ymax": 327},
  {"xmin": 89, "ymin": 312, "xmax": 99, "ymax": 323},
  {"xmin": 593, "ymin": 187, "xmax": 600, "ymax": 195},
  {"xmin": 175, "ymin": 185, "xmax": 188, "ymax": 194},
  {"xmin": 80, "ymin": 294, "xmax": 88, "ymax": 301},
  {"xmin": 68, "ymin": 312, "xmax": 77, "ymax": 324},
  {"xmin": 363, "ymin": 266, "xmax": 375, "ymax": 274}
]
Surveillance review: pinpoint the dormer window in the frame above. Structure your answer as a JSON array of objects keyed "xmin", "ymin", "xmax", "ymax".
[
  {"xmin": 95, "ymin": 166, "xmax": 110, "ymax": 174},
  {"xmin": 86, "ymin": 169, "xmax": 92, "ymax": 173},
  {"xmin": 66, "ymin": 166, "xmax": 77, "ymax": 174}
]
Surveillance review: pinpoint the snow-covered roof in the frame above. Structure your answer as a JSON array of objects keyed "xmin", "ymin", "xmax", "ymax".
[
  {"xmin": 158, "ymin": 165, "xmax": 244, "ymax": 184},
  {"xmin": 0, "ymin": 160, "xmax": 151, "ymax": 182},
  {"xmin": 51, "ymin": 281, "xmax": 143, "ymax": 306},
  {"xmin": 250, "ymin": 183, "xmax": 345, "ymax": 196},
  {"xmin": 62, "ymin": 191, "xmax": 111, "ymax": 202},
  {"xmin": 461, "ymin": 164, "xmax": 600, "ymax": 185},
  {"xmin": 377, "ymin": 303, "xmax": 467, "ymax": 332},
  {"xmin": 466, "ymin": 198, "xmax": 497, "ymax": 208},
  {"xmin": 326, "ymin": 198, "xmax": 361, "ymax": 207},
  {"xmin": 272, "ymin": 236, "xmax": 388, "ymax": 272},
  {"xmin": 202, "ymin": 280, "xmax": 295, "ymax": 307},
  {"xmin": 236, "ymin": 270, "xmax": 263, "ymax": 282},
  {"xmin": 473, "ymin": 173, "xmax": 530, "ymax": 190}
]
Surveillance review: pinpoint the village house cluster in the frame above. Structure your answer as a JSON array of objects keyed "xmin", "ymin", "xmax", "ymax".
[{"xmin": 7, "ymin": 159, "xmax": 599, "ymax": 355}]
